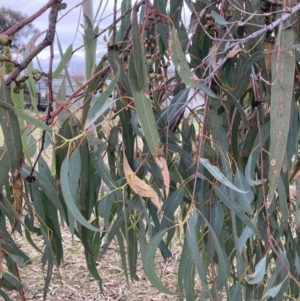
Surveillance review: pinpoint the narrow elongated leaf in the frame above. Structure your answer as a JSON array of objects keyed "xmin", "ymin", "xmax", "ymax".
[
  {"xmin": 214, "ymin": 186, "xmax": 261, "ymax": 236},
  {"xmin": 211, "ymin": 11, "xmax": 229, "ymax": 25},
  {"xmin": 245, "ymin": 151, "xmax": 266, "ymax": 186},
  {"xmin": 144, "ymin": 229, "xmax": 176, "ymax": 295},
  {"xmin": 61, "ymin": 156, "xmax": 100, "ymax": 232},
  {"xmin": 129, "ymin": 55, "xmax": 163, "ymax": 157},
  {"xmin": 85, "ymin": 65, "xmax": 120, "ymax": 129},
  {"xmin": 132, "ymin": 4, "xmax": 148, "ymax": 90},
  {"xmin": 197, "ymin": 83, "xmax": 217, "ymax": 98},
  {"xmin": 246, "ymin": 257, "xmax": 266, "ymax": 284},
  {"xmin": 234, "ymin": 169, "xmax": 254, "ymax": 214},
  {"xmin": 0, "ymin": 100, "xmax": 52, "ymax": 133},
  {"xmin": 2, "ymin": 271, "xmax": 23, "ymax": 291},
  {"xmin": 200, "ymin": 158, "xmax": 246, "ymax": 193},
  {"xmin": 237, "ymin": 218, "xmax": 257, "ymax": 254},
  {"xmin": 185, "ymin": 209, "xmax": 212, "ymax": 296},
  {"xmin": 169, "ymin": 28, "xmax": 194, "ymax": 87},
  {"xmin": 268, "ymin": 22, "xmax": 295, "ymax": 202},
  {"xmin": 123, "ymin": 150, "xmax": 161, "ymax": 210},
  {"xmin": 0, "ymin": 79, "xmax": 22, "ymax": 173},
  {"xmin": 243, "ymin": 52, "xmax": 265, "ymax": 74},
  {"xmin": 262, "ymin": 282, "xmax": 283, "ymax": 300},
  {"xmin": 52, "ymin": 44, "xmax": 73, "ymax": 79}
]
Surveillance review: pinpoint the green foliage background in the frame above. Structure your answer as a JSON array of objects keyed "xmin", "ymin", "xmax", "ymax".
[{"xmin": 1, "ymin": 0, "xmax": 300, "ymax": 300}]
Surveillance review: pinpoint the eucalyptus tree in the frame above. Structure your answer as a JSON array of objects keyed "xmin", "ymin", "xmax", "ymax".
[{"xmin": 1, "ymin": 0, "xmax": 300, "ymax": 300}]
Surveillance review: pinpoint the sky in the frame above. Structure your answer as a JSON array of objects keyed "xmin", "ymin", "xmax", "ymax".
[{"xmin": 4, "ymin": 0, "xmax": 115, "ymax": 76}]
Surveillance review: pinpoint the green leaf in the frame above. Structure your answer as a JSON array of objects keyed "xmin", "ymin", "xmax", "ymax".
[
  {"xmin": 132, "ymin": 4, "xmax": 148, "ymax": 90},
  {"xmin": 262, "ymin": 282, "xmax": 283, "ymax": 300},
  {"xmin": 0, "ymin": 100, "xmax": 52, "ymax": 133},
  {"xmin": 268, "ymin": 23, "xmax": 295, "ymax": 202},
  {"xmin": 246, "ymin": 256, "xmax": 266, "ymax": 284},
  {"xmin": 243, "ymin": 51, "xmax": 265, "ymax": 74},
  {"xmin": 117, "ymin": 0, "xmax": 131, "ymax": 41},
  {"xmin": 234, "ymin": 169, "xmax": 254, "ymax": 214},
  {"xmin": 245, "ymin": 151, "xmax": 266, "ymax": 186},
  {"xmin": 60, "ymin": 155, "xmax": 100, "ymax": 232},
  {"xmin": 237, "ymin": 218, "xmax": 257, "ymax": 254},
  {"xmin": 169, "ymin": 28, "xmax": 194, "ymax": 87},
  {"xmin": 0, "ymin": 79, "xmax": 22, "ymax": 173},
  {"xmin": 144, "ymin": 229, "xmax": 177, "ymax": 295},
  {"xmin": 129, "ymin": 55, "xmax": 163, "ymax": 157},
  {"xmin": 0, "ymin": 289, "xmax": 12, "ymax": 301},
  {"xmin": 197, "ymin": 83, "xmax": 218, "ymax": 98},
  {"xmin": 85, "ymin": 65, "xmax": 120, "ymax": 129},
  {"xmin": 214, "ymin": 186, "xmax": 261, "ymax": 236},
  {"xmin": 199, "ymin": 158, "xmax": 247, "ymax": 193},
  {"xmin": 185, "ymin": 210, "xmax": 212, "ymax": 295},
  {"xmin": 211, "ymin": 11, "xmax": 229, "ymax": 25},
  {"xmin": 53, "ymin": 43, "xmax": 73, "ymax": 79},
  {"xmin": 2, "ymin": 271, "xmax": 23, "ymax": 291}
]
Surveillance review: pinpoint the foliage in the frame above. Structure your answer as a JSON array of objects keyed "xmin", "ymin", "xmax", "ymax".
[
  {"xmin": 0, "ymin": 7, "xmax": 39, "ymax": 52},
  {"xmin": 1, "ymin": 0, "xmax": 300, "ymax": 300}
]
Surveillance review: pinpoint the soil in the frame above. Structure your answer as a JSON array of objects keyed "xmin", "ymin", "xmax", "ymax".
[{"xmin": 6, "ymin": 225, "xmax": 189, "ymax": 301}]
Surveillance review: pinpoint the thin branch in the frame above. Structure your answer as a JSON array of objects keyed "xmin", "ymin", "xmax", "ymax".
[
  {"xmin": 205, "ymin": 2, "xmax": 300, "ymax": 83},
  {"xmin": 94, "ymin": 0, "xmax": 146, "ymax": 39},
  {"xmin": 112, "ymin": 0, "xmax": 118, "ymax": 43},
  {"xmin": 1, "ymin": 0, "xmax": 59, "ymax": 37},
  {"xmin": 4, "ymin": 0, "xmax": 63, "ymax": 86},
  {"xmin": 262, "ymin": 0, "xmax": 283, "ymax": 6}
]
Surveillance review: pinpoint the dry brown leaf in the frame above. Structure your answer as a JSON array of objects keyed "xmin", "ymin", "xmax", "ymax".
[
  {"xmin": 123, "ymin": 150, "xmax": 161, "ymax": 210},
  {"xmin": 226, "ymin": 47, "xmax": 243, "ymax": 59},
  {"xmin": 154, "ymin": 155, "xmax": 170, "ymax": 198},
  {"xmin": 11, "ymin": 155, "xmax": 23, "ymax": 234}
]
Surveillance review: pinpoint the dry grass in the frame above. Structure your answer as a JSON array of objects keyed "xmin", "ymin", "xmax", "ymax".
[{"xmin": 6, "ymin": 224, "xmax": 190, "ymax": 301}]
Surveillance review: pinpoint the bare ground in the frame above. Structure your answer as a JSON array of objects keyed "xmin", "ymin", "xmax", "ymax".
[{"xmin": 6, "ymin": 224, "xmax": 194, "ymax": 301}]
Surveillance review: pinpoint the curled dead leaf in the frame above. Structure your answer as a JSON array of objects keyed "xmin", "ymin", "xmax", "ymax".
[
  {"xmin": 226, "ymin": 47, "xmax": 243, "ymax": 59},
  {"xmin": 11, "ymin": 155, "xmax": 23, "ymax": 234},
  {"xmin": 123, "ymin": 150, "xmax": 161, "ymax": 210},
  {"xmin": 154, "ymin": 155, "xmax": 170, "ymax": 197}
]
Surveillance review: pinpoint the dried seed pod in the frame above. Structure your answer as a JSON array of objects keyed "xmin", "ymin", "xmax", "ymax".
[
  {"xmin": 161, "ymin": 61, "xmax": 170, "ymax": 68},
  {"xmin": 205, "ymin": 14, "xmax": 212, "ymax": 21},
  {"xmin": 151, "ymin": 54, "xmax": 158, "ymax": 61},
  {"xmin": 18, "ymin": 83, "xmax": 24, "ymax": 89},
  {"xmin": 225, "ymin": 9, "xmax": 233, "ymax": 17},
  {"xmin": 157, "ymin": 75, "xmax": 163, "ymax": 81},
  {"xmin": 210, "ymin": 27, "xmax": 217, "ymax": 35},
  {"xmin": 0, "ymin": 35, "xmax": 12, "ymax": 46},
  {"xmin": 204, "ymin": 24, "xmax": 210, "ymax": 30},
  {"xmin": 149, "ymin": 73, "xmax": 157, "ymax": 80}
]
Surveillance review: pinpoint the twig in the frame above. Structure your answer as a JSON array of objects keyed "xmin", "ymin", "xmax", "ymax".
[
  {"xmin": 112, "ymin": 0, "xmax": 118, "ymax": 43},
  {"xmin": 262, "ymin": 0, "xmax": 283, "ymax": 6},
  {"xmin": 4, "ymin": 0, "xmax": 63, "ymax": 86},
  {"xmin": 93, "ymin": 0, "xmax": 146, "ymax": 39},
  {"xmin": 205, "ymin": 3, "xmax": 300, "ymax": 83},
  {"xmin": 1, "ymin": 0, "xmax": 59, "ymax": 37}
]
